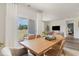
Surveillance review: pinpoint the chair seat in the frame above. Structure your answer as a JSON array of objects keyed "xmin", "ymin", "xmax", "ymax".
[
  {"xmin": 28, "ymin": 34, "xmax": 36, "ymax": 40},
  {"xmin": 11, "ymin": 47, "xmax": 28, "ymax": 56},
  {"xmin": 45, "ymin": 49, "xmax": 60, "ymax": 56}
]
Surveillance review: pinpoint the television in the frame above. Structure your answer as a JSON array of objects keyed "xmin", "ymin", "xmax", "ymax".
[{"xmin": 52, "ymin": 26, "xmax": 60, "ymax": 30}]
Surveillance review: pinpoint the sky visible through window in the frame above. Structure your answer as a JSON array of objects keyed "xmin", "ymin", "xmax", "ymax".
[{"xmin": 17, "ymin": 17, "xmax": 28, "ymax": 26}]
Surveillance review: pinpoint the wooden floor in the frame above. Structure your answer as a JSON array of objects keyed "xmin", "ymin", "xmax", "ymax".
[{"xmin": 64, "ymin": 38, "xmax": 79, "ymax": 50}]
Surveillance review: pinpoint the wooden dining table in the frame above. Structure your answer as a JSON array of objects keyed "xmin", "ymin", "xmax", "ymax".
[{"xmin": 19, "ymin": 34, "xmax": 64, "ymax": 56}]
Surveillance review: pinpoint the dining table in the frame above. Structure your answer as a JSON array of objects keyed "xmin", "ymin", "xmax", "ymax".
[{"xmin": 19, "ymin": 34, "xmax": 64, "ymax": 56}]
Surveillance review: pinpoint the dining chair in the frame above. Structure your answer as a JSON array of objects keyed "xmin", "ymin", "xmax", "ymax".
[
  {"xmin": 36, "ymin": 35, "xmax": 41, "ymax": 38},
  {"xmin": 51, "ymin": 40, "xmax": 63, "ymax": 50},
  {"xmin": 1, "ymin": 47, "xmax": 12, "ymax": 56},
  {"xmin": 45, "ymin": 40, "xmax": 65, "ymax": 56},
  {"xmin": 1, "ymin": 47, "xmax": 28, "ymax": 56},
  {"xmin": 28, "ymin": 34, "xmax": 36, "ymax": 40}
]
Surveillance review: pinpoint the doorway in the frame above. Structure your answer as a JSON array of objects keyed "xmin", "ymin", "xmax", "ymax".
[{"xmin": 67, "ymin": 22, "xmax": 74, "ymax": 36}]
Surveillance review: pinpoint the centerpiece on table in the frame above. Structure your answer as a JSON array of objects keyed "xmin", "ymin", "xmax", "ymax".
[{"xmin": 45, "ymin": 35, "xmax": 56, "ymax": 41}]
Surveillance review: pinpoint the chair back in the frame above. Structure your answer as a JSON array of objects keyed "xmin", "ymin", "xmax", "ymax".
[
  {"xmin": 58, "ymin": 40, "xmax": 65, "ymax": 55},
  {"xmin": 60, "ymin": 40, "xmax": 65, "ymax": 49},
  {"xmin": 36, "ymin": 35, "xmax": 41, "ymax": 38},
  {"xmin": 1, "ymin": 47, "xmax": 12, "ymax": 56},
  {"xmin": 28, "ymin": 34, "xmax": 36, "ymax": 40}
]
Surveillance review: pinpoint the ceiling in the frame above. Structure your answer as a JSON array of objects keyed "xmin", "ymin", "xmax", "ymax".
[{"xmin": 26, "ymin": 3, "xmax": 79, "ymax": 21}]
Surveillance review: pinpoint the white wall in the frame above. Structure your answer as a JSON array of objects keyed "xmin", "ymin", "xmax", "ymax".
[
  {"xmin": 42, "ymin": 12, "xmax": 57, "ymax": 21},
  {"xmin": 49, "ymin": 20, "xmax": 67, "ymax": 37},
  {"xmin": 0, "ymin": 4, "xmax": 6, "ymax": 43},
  {"xmin": 36, "ymin": 12, "xmax": 44, "ymax": 35},
  {"xmin": 74, "ymin": 17, "xmax": 79, "ymax": 38},
  {"xmin": 5, "ymin": 4, "xmax": 17, "ymax": 47},
  {"xmin": 17, "ymin": 4, "xmax": 36, "ymax": 20}
]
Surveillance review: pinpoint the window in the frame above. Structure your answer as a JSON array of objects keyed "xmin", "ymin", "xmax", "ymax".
[{"xmin": 17, "ymin": 17, "xmax": 28, "ymax": 40}]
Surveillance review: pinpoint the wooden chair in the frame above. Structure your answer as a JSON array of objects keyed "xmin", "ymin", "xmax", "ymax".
[
  {"xmin": 36, "ymin": 35, "xmax": 41, "ymax": 38},
  {"xmin": 51, "ymin": 40, "xmax": 63, "ymax": 50},
  {"xmin": 45, "ymin": 40, "xmax": 65, "ymax": 56},
  {"xmin": 28, "ymin": 34, "xmax": 36, "ymax": 40}
]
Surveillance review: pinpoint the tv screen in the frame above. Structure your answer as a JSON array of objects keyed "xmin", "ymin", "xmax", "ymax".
[{"xmin": 52, "ymin": 26, "xmax": 60, "ymax": 30}]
